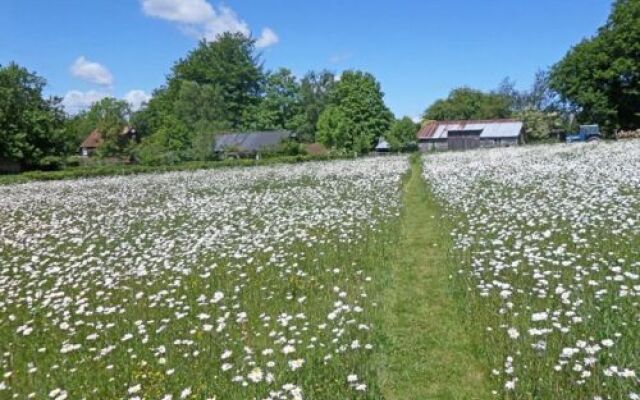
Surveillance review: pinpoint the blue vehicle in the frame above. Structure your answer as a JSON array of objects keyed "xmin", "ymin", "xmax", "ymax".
[{"xmin": 566, "ymin": 125, "xmax": 602, "ymax": 143}]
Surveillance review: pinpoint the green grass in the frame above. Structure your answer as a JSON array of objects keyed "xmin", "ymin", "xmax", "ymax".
[{"xmin": 380, "ymin": 155, "xmax": 489, "ymax": 399}]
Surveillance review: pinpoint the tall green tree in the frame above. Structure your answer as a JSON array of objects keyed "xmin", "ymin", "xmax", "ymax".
[
  {"xmin": 422, "ymin": 87, "xmax": 512, "ymax": 121},
  {"xmin": 78, "ymin": 98, "xmax": 132, "ymax": 157},
  {"xmin": 289, "ymin": 70, "xmax": 336, "ymax": 142},
  {"xmin": 317, "ymin": 70, "xmax": 393, "ymax": 154},
  {"xmin": 316, "ymin": 105, "xmax": 353, "ymax": 150},
  {"xmin": 0, "ymin": 63, "xmax": 69, "ymax": 167},
  {"xmin": 136, "ymin": 115, "xmax": 191, "ymax": 165},
  {"xmin": 385, "ymin": 117, "xmax": 419, "ymax": 151},
  {"xmin": 171, "ymin": 33, "xmax": 264, "ymax": 129},
  {"xmin": 496, "ymin": 73, "xmax": 568, "ymax": 141},
  {"xmin": 137, "ymin": 33, "xmax": 265, "ymax": 163},
  {"xmin": 550, "ymin": 0, "xmax": 640, "ymax": 132},
  {"xmin": 244, "ymin": 68, "xmax": 300, "ymax": 130}
]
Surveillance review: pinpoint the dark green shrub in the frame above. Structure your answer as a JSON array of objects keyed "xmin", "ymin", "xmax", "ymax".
[{"xmin": 38, "ymin": 156, "xmax": 65, "ymax": 171}]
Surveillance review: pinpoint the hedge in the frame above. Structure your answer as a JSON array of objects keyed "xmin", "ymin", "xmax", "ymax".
[{"xmin": 0, "ymin": 154, "xmax": 353, "ymax": 186}]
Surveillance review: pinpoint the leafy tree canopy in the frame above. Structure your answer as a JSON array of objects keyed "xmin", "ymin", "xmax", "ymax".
[
  {"xmin": 422, "ymin": 87, "xmax": 512, "ymax": 121},
  {"xmin": 516, "ymin": 109, "xmax": 564, "ymax": 141},
  {"xmin": 244, "ymin": 68, "xmax": 301, "ymax": 131},
  {"xmin": 550, "ymin": 0, "xmax": 640, "ymax": 132},
  {"xmin": 0, "ymin": 63, "xmax": 69, "ymax": 167},
  {"xmin": 288, "ymin": 70, "xmax": 336, "ymax": 142},
  {"xmin": 385, "ymin": 117, "xmax": 419, "ymax": 151},
  {"xmin": 136, "ymin": 33, "xmax": 264, "ymax": 163},
  {"xmin": 317, "ymin": 70, "xmax": 393, "ymax": 154},
  {"xmin": 170, "ymin": 32, "xmax": 264, "ymax": 129}
]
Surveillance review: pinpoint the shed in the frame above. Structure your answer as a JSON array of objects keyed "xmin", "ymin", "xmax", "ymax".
[
  {"xmin": 375, "ymin": 137, "xmax": 391, "ymax": 153},
  {"xmin": 213, "ymin": 131, "xmax": 293, "ymax": 158},
  {"xmin": 418, "ymin": 119, "xmax": 524, "ymax": 152},
  {"xmin": 79, "ymin": 130, "xmax": 103, "ymax": 157}
]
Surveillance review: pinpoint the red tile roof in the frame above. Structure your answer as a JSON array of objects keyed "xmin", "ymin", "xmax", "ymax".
[{"xmin": 80, "ymin": 130, "xmax": 103, "ymax": 149}]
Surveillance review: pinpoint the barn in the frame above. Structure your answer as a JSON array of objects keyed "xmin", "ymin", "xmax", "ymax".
[{"xmin": 417, "ymin": 119, "xmax": 524, "ymax": 152}]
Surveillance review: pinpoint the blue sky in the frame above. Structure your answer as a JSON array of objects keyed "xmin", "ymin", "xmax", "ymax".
[{"xmin": 1, "ymin": 0, "xmax": 612, "ymax": 118}]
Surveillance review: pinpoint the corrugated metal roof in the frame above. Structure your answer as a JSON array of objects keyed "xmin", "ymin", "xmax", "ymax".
[
  {"xmin": 214, "ymin": 131, "xmax": 291, "ymax": 153},
  {"xmin": 417, "ymin": 119, "xmax": 523, "ymax": 140}
]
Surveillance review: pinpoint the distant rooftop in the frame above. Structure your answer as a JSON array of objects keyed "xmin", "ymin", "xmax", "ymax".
[
  {"xmin": 418, "ymin": 119, "xmax": 523, "ymax": 140},
  {"xmin": 213, "ymin": 131, "xmax": 292, "ymax": 153},
  {"xmin": 80, "ymin": 130, "xmax": 103, "ymax": 148}
]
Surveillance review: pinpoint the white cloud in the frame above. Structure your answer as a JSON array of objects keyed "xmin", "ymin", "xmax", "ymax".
[
  {"xmin": 62, "ymin": 90, "xmax": 109, "ymax": 115},
  {"xmin": 141, "ymin": 0, "xmax": 278, "ymax": 48},
  {"xmin": 124, "ymin": 90, "xmax": 152, "ymax": 111},
  {"xmin": 255, "ymin": 27, "xmax": 279, "ymax": 49},
  {"xmin": 62, "ymin": 90, "xmax": 151, "ymax": 115},
  {"xmin": 70, "ymin": 57, "xmax": 114, "ymax": 86},
  {"xmin": 202, "ymin": 5, "xmax": 249, "ymax": 40},
  {"xmin": 141, "ymin": 0, "xmax": 214, "ymax": 24},
  {"xmin": 412, "ymin": 116, "xmax": 422, "ymax": 124},
  {"xmin": 329, "ymin": 52, "xmax": 352, "ymax": 64}
]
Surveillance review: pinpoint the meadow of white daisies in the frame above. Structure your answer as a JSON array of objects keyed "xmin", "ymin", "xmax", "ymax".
[
  {"xmin": 1, "ymin": 141, "xmax": 639, "ymax": 399},
  {"xmin": 0, "ymin": 157, "xmax": 408, "ymax": 399},
  {"xmin": 424, "ymin": 141, "xmax": 640, "ymax": 399}
]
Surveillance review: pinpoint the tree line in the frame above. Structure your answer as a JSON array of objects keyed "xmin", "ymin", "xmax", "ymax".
[
  {"xmin": 421, "ymin": 0, "xmax": 639, "ymax": 140},
  {"xmin": 1, "ymin": 0, "xmax": 637, "ymax": 171}
]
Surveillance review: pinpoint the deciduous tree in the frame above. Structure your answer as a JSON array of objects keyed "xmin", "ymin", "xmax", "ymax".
[
  {"xmin": 550, "ymin": 0, "xmax": 640, "ymax": 132},
  {"xmin": 317, "ymin": 71, "xmax": 393, "ymax": 154},
  {"xmin": 0, "ymin": 63, "xmax": 69, "ymax": 167},
  {"xmin": 385, "ymin": 117, "xmax": 419, "ymax": 151},
  {"xmin": 422, "ymin": 87, "xmax": 512, "ymax": 121}
]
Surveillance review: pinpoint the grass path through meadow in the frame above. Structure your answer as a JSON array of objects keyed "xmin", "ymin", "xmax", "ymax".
[{"xmin": 380, "ymin": 155, "xmax": 489, "ymax": 399}]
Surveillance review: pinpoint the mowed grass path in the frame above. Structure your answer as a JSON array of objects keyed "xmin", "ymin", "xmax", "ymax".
[{"xmin": 380, "ymin": 156, "xmax": 489, "ymax": 399}]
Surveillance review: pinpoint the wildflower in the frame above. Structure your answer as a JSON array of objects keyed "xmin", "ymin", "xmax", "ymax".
[
  {"xmin": 288, "ymin": 359, "xmax": 305, "ymax": 371},
  {"xmin": 180, "ymin": 387, "xmax": 192, "ymax": 398}
]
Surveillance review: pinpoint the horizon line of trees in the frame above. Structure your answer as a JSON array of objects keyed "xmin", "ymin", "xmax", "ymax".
[{"xmin": 1, "ymin": 0, "xmax": 637, "ymax": 171}]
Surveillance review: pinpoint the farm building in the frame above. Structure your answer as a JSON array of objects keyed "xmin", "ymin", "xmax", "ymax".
[
  {"xmin": 213, "ymin": 130, "xmax": 294, "ymax": 158},
  {"xmin": 79, "ymin": 127, "xmax": 137, "ymax": 157},
  {"xmin": 375, "ymin": 137, "xmax": 391, "ymax": 153},
  {"xmin": 79, "ymin": 130, "xmax": 104, "ymax": 157},
  {"xmin": 418, "ymin": 119, "xmax": 524, "ymax": 151}
]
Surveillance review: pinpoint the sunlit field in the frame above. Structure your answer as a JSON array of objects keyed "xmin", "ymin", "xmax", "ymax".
[
  {"xmin": 3, "ymin": 141, "xmax": 639, "ymax": 399},
  {"xmin": 0, "ymin": 157, "xmax": 408, "ymax": 399},
  {"xmin": 424, "ymin": 141, "xmax": 640, "ymax": 399}
]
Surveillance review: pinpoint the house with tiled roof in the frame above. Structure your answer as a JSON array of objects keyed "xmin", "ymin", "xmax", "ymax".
[
  {"xmin": 79, "ymin": 127, "xmax": 137, "ymax": 157},
  {"xmin": 79, "ymin": 130, "xmax": 104, "ymax": 157}
]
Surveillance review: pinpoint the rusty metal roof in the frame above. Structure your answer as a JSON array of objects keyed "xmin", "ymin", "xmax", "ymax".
[{"xmin": 417, "ymin": 119, "xmax": 523, "ymax": 140}]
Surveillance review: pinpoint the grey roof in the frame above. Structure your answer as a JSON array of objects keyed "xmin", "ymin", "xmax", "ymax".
[{"xmin": 214, "ymin": 131, "xmax": 291, "ymax": 153}]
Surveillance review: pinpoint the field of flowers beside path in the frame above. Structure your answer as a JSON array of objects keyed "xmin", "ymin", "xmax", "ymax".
[
  {"xmin": 425, "ymin": 142, "xmax": 640, "ymax": 399},
  {"xmin": 380, "ymin": 155, "xmax": 489, "ymax": 399},
  {"xmin": 0, "ymin": 157, "xmax": 408, "ymax": 399}
]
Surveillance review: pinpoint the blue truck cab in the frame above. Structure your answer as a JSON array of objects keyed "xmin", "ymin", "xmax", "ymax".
[{"xmin": 566, "ymin": 125, "xmax": 602, "ymax": 143}]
